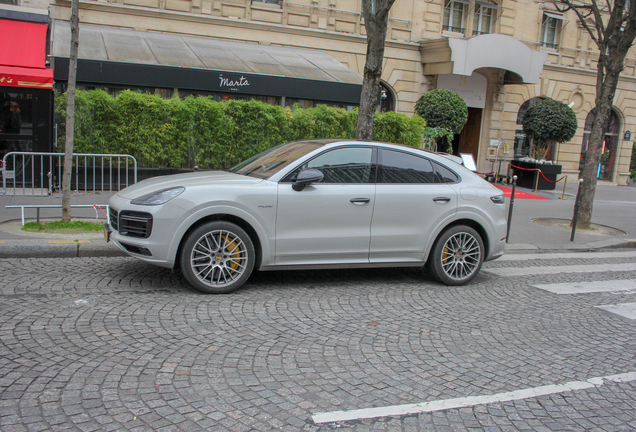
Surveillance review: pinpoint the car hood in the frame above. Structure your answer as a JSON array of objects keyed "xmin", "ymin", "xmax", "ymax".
[{"xmin": 116, "ymin": 171, "xmax": 263, "ymax": 199}]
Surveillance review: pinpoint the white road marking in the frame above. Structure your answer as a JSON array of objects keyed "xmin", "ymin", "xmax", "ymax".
[
  {"xmin": 596, "ymin": 302, "xmax": 636, "ymax": 320},
  {"xmin": 311, "ymin": 372, "xmax": 636, "ymax": 424},
  {"xmin": 533, "ymin": 279, "xmax": 636, "ymax": 294},
  {"xmin": 483, "ymin": 263, "xmax": 636, "ymax": 277},
  {"xmin": 498, "ymin": 251, "xmax": 636, "ymax": 262}
]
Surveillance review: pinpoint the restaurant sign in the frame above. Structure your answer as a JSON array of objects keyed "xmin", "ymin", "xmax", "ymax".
[{"xmin": 218, "ymin": 74, "xmax": 251, "ymax": 92}]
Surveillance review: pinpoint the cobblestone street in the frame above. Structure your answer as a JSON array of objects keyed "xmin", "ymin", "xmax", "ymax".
[{"xmin": 1, "ymin": 252, "xmax": 635, "ymax": 431}]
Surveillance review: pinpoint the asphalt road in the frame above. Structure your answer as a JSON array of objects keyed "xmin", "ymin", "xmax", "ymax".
[{"xmin": 1, "ymin": 250, "xmax": 635, "ymax": 431}]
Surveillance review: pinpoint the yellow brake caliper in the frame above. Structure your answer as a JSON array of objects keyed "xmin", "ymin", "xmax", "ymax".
[
  {"xmin": 442, "ymin": 247, "xmax": 451, "ymax": 264},
  {"xmin": 223, "ymin": 236, "xmax": 240, "ymax": 273}
]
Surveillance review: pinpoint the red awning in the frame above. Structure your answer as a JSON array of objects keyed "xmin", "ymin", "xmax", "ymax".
[
  {"xmin": 0, "ymin": 19, "xmax": 53, "ymax": 89},
  {"xmin": 0, "ymin": 65, "xmax": 53, "ymax": 88}
]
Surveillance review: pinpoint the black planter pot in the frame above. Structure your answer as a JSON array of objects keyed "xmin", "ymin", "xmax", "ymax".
[{"xmin": 511, "ymin": 160, "xmax": 562, "ymax": 190}]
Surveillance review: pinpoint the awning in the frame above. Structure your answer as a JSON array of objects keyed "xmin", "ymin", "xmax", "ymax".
[
  {"xmin": 0, "ymin": 18, "xmax": 53, "ymax": 89},
  {"xmin": 420, "ymin": 34, "xmax": 548, "ymax": 84},
  {"xmin": 51, "ymin": 21, "xmax": 363, "ymax": 104},
  {"xmin": 476, "ymin": 0, "xmax": 501, "ymax": 10},
  {"xmin": 544, "ymin": 12, "xmax": 567, "ymax": 21},
  {"xmin": 0, "ymin": 65, "xmax": 54, "ymax": 88}
]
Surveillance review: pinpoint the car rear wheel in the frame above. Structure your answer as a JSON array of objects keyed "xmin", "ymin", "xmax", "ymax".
[
  {"xmin": 180, "ymin": 221, "xmax": 255, "ymax": 294},
  {"xmin": 427, "ymin": 225, "xmax": 484, "ymax": 286}
]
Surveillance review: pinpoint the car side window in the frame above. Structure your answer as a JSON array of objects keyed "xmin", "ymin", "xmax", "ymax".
[
  {"xmin": 433, "ymin": 161, "xmax": 460, "ymax": 183},
  {"xmin": 286, "ymin": 147, "xmax": 373, "ymax": 184},
  {"xmin": 378, "ymin": 150, "xmax": 437, "ymax": 183}
]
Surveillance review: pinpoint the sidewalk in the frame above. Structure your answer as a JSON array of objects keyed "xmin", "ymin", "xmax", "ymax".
[
  {"xmin": 0, "ymin": 195, "xmax": 122, "ymax": 258},
  {"xmin": 501, "ymin": 179, "xmax": 636, "ymax": 251},
  {"xmin": 0, "ymin": 181, "xmax": 635, "ymax": 258}
]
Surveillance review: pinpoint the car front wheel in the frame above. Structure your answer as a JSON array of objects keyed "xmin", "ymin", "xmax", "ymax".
[
  {"xmin": 180, "ymin": 221, "xmax": 255, "ymax": 294},
  {"xmin": 427, "ymin": 225, "xmax": 484, "ymax": 286}
]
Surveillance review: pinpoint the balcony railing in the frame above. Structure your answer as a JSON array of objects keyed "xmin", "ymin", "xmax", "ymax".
[
  {"xmin": 540, "ymin": 41, "xmax": 559, "ymax": 49},
  {"xmin": 473, "ymin": 30, "xmax": 490, "ymax": 36},
  {"xmin": 442, "ymin": 25, "xmax": 465, "ymax": 34}
]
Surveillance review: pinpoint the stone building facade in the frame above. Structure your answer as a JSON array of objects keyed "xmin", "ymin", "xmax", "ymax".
[{"xmin": 39, "ymin": 0, "xmax": 636, "ymax": 183}]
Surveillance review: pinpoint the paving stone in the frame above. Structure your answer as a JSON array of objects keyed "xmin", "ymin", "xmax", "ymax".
[{"xmin": 0, "ymin": 256, "xmax": 635, "ymax": 430}]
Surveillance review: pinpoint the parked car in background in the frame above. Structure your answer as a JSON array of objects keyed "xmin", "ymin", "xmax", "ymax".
[{"xmin": 106, "ymin": 139, "xmax": 507, "ymax": 293}]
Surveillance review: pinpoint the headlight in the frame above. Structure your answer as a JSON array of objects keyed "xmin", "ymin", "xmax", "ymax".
[
  {"xmin": 490, "ymin": 195, "xmax": 505, "ymax": 204},
  {"xmin": 131, "ymin": 187, "xmax": 185, "ymax": 206}
]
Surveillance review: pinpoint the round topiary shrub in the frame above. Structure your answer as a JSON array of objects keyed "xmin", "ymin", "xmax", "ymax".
[
  {"xmin": 522, "ymin": 99, "xmax": 577, "ymax": 161},
  {"xmin": 414, "ymin": 89, "xmax": 468, "ymax": 134}
]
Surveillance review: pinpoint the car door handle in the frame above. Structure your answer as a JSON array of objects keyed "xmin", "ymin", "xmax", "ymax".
[
  {"xmin": 350, "ymin": 198, "xmax": 371, "ymax": 205},
  {"xmin": 433, "ymin": 197, "xmax": 451, "ymax": 203}
]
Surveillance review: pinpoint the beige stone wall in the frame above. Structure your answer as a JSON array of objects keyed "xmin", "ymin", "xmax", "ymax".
[{"xmin": 47, "ymin": 0, "xmax": 636, "ymax": 183}]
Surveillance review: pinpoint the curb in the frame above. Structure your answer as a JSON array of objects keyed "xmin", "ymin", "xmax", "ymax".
[{"xmin": 0, "ymin": 239, "xmax": 126, "ymax": 258}]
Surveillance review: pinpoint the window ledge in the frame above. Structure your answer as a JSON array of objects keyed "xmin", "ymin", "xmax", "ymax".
[{"xmin": 442, "ymin": 30, "xmax": 466, "ymax": 38}]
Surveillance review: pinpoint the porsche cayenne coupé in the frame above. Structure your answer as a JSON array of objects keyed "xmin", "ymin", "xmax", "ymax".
[{"xmin": 106, "ymin": 139, "xmax": 507, "ymax": 293}]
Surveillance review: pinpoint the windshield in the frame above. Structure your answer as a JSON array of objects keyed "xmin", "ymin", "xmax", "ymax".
[{"xmin": 230, "ymin": 140, "xmax": 331, "ymax": 179}]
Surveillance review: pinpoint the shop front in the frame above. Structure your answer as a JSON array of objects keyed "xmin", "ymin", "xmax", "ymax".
[
  {"xmin": 50, "ymin": 22, "xmax": 363, "ymax": 109},
  {"xmin": 0, "ymin": 7, "xmax": 54, "ymax": 160}
]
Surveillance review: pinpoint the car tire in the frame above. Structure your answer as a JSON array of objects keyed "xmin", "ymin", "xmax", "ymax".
[
  {"xmin": 180, "ymin": 221, "xmax": 255, "ymax": 294},
  {"xmin": 426, "ymin": 225, "xmax": 484, "ymax": 286}
]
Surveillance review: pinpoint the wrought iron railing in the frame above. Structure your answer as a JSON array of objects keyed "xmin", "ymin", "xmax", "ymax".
[{"xmin": 540, "ymin": 41, "xmax": 559, "ymax": 49}]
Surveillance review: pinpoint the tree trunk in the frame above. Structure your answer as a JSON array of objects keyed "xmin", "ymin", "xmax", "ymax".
[
  {"xmin": 574, "ymin": 56, "xmax": 622, "ymax": 228},
  {"xmin": 62, "ymin": 0, "xmax": 80, "ymax": 222},
  {"xmin": 356, "ymin": 0, "xmax": 394, "ymax": 140}
]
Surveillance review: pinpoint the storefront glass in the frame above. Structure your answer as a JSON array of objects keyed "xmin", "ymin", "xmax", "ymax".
[{"xmin": 1, "ymin": 91, "xmax": 35, "ymax": 157}]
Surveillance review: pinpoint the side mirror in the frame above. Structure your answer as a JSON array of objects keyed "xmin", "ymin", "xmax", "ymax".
[{"xmin": 292, "ymin": 168, "xmax": 324, "ymax": 191}]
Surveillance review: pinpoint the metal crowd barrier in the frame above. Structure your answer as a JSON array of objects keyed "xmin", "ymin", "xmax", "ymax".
[{"xmin": 1, "ymin": 152, "xmax": 137, "ymax": 223}]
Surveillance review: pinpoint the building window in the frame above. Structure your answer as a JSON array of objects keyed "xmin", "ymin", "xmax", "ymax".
[
  {"xmin": 443, "ymin": 0, "xmax": 467, "ymax": 34},
  {"xmin": 473, "ymin": 4, "xmax": 494, "ymax": 35},
  {"xmin": 540, "ymin": 13, "xmax": 563, "ymax": 48},
  {"xmin": 251, "ymin": 0, "xmax": 282, "ymax": 5}
]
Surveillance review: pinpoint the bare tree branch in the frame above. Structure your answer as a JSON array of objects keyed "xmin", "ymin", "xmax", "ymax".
[{"xmin": 539, "ymin": 0, "xmax": 636, "ymax": 227}]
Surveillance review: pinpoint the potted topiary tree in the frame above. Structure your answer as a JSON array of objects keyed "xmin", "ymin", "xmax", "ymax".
[
  {"xmin": 514, "ymin": 99, "xmax": 577, "ymax": 190},
  {"xmin": 415, "ymin": 89, "xmax": 468, "ymax": 154}
]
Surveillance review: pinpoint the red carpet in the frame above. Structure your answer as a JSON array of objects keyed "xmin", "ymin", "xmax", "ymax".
[{"xmin": 496, "ymin": 185, "xmax": 550, "ymax": 200}]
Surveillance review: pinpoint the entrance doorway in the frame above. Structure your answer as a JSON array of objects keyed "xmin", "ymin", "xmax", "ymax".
[
  {"xmin": 453, "ymin": 108, "xmax": 482, "ymax": 161},
  {"xmin": 579, "ymin": 109, "xmax": 620, "ymax": 180}
]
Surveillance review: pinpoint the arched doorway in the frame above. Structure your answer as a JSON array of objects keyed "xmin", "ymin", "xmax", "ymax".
[
  {"xmin": 579, "ymin": 110, "xmax": 620, "ymax": 180},
  {"xmin": 514, "ymin": 96, "xmax": 547, "ymax": 159}
]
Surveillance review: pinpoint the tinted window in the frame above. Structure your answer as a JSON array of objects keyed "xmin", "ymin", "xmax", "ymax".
[
  {"xmin": 378, "ymin": 150, "xmax": 436, "ymax": 183},
  {"xmin": 287, "ymin": 147, "xmax": 373, "ymax": 184},
  {"xmin": 433, "ymin": 161, "xmax": 460, "ymax": 183}
]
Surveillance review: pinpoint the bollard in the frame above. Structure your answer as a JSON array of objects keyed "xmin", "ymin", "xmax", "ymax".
[
  {"xmin": 493, "ymin": 170, "xmax": 499, "ymax": 186},
  {"xmin": 533, "ymin": 169, "xmax": 540, "ymax": 192},
  {"xmin": 559, "ymin": 175, "xmax": 567, "ymax": 200},
  {"xmin": 506, "ymin": 175, "xmax": 517, "ymax": 243},
  {"xmin": 570, "ymin": 178, "xmax": 584, "ymax": 242}
]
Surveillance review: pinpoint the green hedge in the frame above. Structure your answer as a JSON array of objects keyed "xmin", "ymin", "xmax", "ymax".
[{"xmin": 56, "ymin": 90, "xmax": 426, "ymax": 169}]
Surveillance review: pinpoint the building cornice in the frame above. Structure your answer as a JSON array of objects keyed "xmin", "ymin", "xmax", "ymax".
[{"xmin": 542, "ymin": 63, "xmax": 636, "ymax": 83}]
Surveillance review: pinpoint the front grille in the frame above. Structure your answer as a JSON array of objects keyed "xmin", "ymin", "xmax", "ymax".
[
  {"xmin": 119, "ymin": 211, "xmax": 153, "ymax": 238},
  {"xmin": 109, "ymin": 208, "xmax": 119, "ymax": 231}
]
